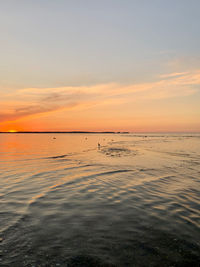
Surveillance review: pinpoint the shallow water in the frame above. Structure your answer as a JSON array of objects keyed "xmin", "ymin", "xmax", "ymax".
[{"xmin": 0, "ymin": 133, "xmax": 200, "ymax": 266}]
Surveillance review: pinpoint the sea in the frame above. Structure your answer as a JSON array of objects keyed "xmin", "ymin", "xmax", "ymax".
[{"xmin": 0, "ymin": 133, "xmax": 199, "ymax": 266}]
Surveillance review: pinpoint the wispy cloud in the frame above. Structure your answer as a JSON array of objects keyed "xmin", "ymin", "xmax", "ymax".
[
  {"xmin": 0, "ymin": 70, "xmax": 200, "ymax": 124},
  {"xmin": 159, "ymin": 72, "xmax": 189, "ymax": 78}
]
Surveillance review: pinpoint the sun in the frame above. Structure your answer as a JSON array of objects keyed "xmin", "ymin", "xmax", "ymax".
[{"xmin": 9, "ymin": 130, "xmax": 17, "ymax": 133}]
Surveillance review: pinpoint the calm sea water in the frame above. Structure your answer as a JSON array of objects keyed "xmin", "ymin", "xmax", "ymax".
[{"xmin": 0, "ymin": 133, "xmax": 199, "ymax": 266}]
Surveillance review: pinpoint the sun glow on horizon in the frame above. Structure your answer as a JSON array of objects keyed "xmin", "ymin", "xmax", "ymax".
[{"xmin": 8, "ymin": 130, "xmax": 17, "ymax": 133}]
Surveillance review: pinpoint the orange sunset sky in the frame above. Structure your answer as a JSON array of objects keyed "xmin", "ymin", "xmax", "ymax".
[{"xmin": 0, "ymin": 1, "xmax": 200, "ymax": 132}]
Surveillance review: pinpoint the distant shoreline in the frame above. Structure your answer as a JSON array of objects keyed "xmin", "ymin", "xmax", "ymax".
[{"xmin": 0, "ymin": 131, "xmax": 129, "ymax": 134}]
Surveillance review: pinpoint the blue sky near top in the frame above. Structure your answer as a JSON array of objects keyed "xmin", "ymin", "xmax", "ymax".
[{"xmin": 1, "ymin": 0, "xmax": 200, "ymax": 87}]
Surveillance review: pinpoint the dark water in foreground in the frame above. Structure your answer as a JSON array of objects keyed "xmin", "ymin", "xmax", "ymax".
[{"xmin": 0, "ymin": 133, "xmax": 199, "ymax": 266}]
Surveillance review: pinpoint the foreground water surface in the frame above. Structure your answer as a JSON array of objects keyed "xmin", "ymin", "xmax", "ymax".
[{"xmin": 0, "ymin": 133, "xmax": 199, "ymax": 266}]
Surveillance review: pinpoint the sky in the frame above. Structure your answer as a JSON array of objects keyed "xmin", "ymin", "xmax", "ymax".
[{"xmin": 0, "ymin": 0, "xmax": 200, "ymax": 132}]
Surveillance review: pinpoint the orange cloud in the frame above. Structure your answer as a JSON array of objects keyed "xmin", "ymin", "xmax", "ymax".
[{"xmin": 0, "ymin": 69, "xmax": 200, "ymax": 131}]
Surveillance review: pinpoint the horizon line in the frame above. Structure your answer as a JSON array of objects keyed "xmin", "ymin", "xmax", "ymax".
[{"xmin": 0, "ymin": 131, "xmax": 199, "ymax": 134}]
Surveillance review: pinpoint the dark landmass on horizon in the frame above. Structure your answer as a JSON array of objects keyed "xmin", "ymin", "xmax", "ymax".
[{"xmin": 0, "ymin": 131, "xmax": 129, "ymax": 134}]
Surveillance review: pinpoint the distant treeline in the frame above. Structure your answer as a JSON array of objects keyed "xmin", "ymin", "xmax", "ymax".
[{"xmin": 0, "ymin": 131, "xmax": 129, "ymax": 134}]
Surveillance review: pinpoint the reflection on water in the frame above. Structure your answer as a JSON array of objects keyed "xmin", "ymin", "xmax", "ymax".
[{"xmin": 0, "ymin": 133, "xmax": 200, "ymax": 266}]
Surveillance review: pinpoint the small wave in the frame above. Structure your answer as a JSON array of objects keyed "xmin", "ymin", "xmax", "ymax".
[
  {"xmin": 51, "ymin": 169, "xmax": 133, "ymax": 192},
  {"xmin": 48, "ymin": 154, "xmax": 70, "ymax": 159}
]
